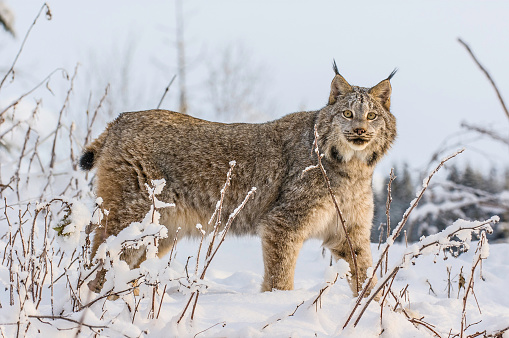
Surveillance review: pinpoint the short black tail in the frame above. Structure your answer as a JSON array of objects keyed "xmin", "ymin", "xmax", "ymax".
[{"xmin": 79, "ymin": 151, "xmax": 95, "ymax": 171}]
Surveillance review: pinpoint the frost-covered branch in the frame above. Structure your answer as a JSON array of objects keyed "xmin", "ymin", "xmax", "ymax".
[
  {"xmin": 351, "ymin": 217, "xmax": 497, "ymax": 328},
  {"xmin": 344, "ymin": 148, "xmax": 464, "ymax": 328}
]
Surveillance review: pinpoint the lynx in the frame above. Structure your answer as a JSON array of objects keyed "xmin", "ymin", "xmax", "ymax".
[{"xmin": 80, "ymin": 62, "xmax": 397, "ymax": 295}]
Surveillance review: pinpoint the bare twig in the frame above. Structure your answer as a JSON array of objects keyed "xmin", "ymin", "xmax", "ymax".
[
  {"xmin": 460, "ymin": 232, "xmax": 488, "ymax": 338},
  {"xmin": 0, "ymin": 3, "xmax": 52, "ymax": 93},
  {"xmin": 84, "ymin": 84, "xmax": 110, "ymax": 147},
  {"xmin": 460, "ymin": 122, "xmax": 509, "ymax": 146},
  {"xmin": 157, "ymin": 74, "xmax": 177, "ymax": 109},
  {"xmin": 458, "ymin": 38, "xmax": 509, "ymax": 122},
  {"xmin": 156, "ymin": 284, "xmax": 167, "ymax": 319},
  {"xmin": 262, "ymin": 301, "xmax": 305, "ymax": 330},
  {"xmin": 344, "ymin": 149, "xmax": 464, "ymax": 329},
  {"xmin": 311, "ymin": 273, "xmax": 339, "ymax": 311},
  {"xmin": 177, "ymin": 164, "xmax": 256, "ymax": 324},
  {"xmin": 310, "ymin": 125, "xmax": 359, "ymax": 292},
  {"xmin": 1, "ymin": 68, "xmax": 67, "ymax": 119},
  {"xmin": 409, "ymin": 317, "xmax": 442, "ymax": 338},
  {"xmin": 351, "ymin": 217, "xmax": 495, "ymax": 329},
  {"xmin": 384, "ymin": 168, "xmax": 395, "ymax": 273},
  {"xmin": 206, "ymin": 161, "xmax": 235, "ymax": 259},
  {"xmin": 49, "ymin": 64, "xmax": 79, "ymax": 169},
  {"xmin": 193, "ymin": 321, "xmax": 226, "ymax": 337},
  {"xmin": 28, "ymin": 315, "xmax": 107, "ymax": 330}
]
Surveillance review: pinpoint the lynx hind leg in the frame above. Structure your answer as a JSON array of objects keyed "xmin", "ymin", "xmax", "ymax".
[
  {"xmin": 326, "ymin": 238, "xmax": 378, "ymax": 299},
  {"xmin": 260, "ymin": 226, "xmax": 305, "ymax": 292},
  {"xmin": 88, "ymin": 200, "xmax": 152, "ymax": 292},
  {"xmin": 155, "ymin": 231, "xmax": 178, "ymax": 259}
]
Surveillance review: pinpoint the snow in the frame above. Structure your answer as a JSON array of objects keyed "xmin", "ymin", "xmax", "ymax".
[
  {"xmin": 1, "ymin": 5, "xmax": 509, "ymax": 335},
  {"xmin": 1, "ymin": 197, "xmax": 507, "ymax": 337}
]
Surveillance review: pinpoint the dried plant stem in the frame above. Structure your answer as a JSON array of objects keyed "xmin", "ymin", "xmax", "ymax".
[
  {"xmin": 384, "ymin": 168, "xmax": 395, "ymax": 274},
  {"xmin": 49, "ymin": 64, "xmax": 79, "ymax": 169},
  {"xmin": 262, "ymin": 301, "xmax": 305, "ymax": 330},
  {"xmin": 409, "ymin": 318, "xmax": 442, "ymax": 338},
  {"xmin": 84, "ymin": 85, "xmax": 109, "ymax": 147},
  {"xmin": 79, "ymin": 287, "xmax": 134, "ymax": 310},
  {"xmin": 458, "ymin": 38, "xmax": 509, "ymax": 122},
  {"xmin": 157, "ymin": 74, "xmax": 177, "ymax": 109},
  {"xmin": 460, "ymin": 232, "xmax": 487, "ymax": 338},
  {"xmin": 206, "ymin": 161, "xmax": 235, "ymax": 258},
  {"xmin": 28, "ymin": 315, "xmax": 107, "ymax": 331},
  {"xmin": 312, "ymin": 125, "xmax": 359, "ymax": 293},
  {"xmin": 177, "ymin": 185, "xmax": 256, "ymax": 324},
  {"xmin": 379, "ymin": 270, "xmax": 397, "ymax": 327},
  {"xmin": 0, "ymin": 3, "xmax": 52, "ymax": 93},
  {"xmin": 353, "ymin": 218, "xmax": 494, "ymax": 329},
  {"xmin": 14, "ymin": 125, "xmax": 31, "ymax": 200},
  {"xmin": 311, "ymin": 273, "xmax": 339, "ymax": 311},
  {"xmin": 0, "ymin": 68, "xmax": 67, "ymax": 118},
  {"xmin": 193, "ymin": 321, "xmax": 226, "ymax": 337},
  {"xmin": 460, "ymin": 122, "xmax": 509, "ymax": 146},
  {"xmin": 344, "ymin": 149, "xmax": 465, "ymax": 329},
  {"xmin": 156, "ymin": 284, "xmax": 167, "ymax": 319},
  {"xmin": 201, "ymin": 188, "xmax": 255, "ymax": 280}
]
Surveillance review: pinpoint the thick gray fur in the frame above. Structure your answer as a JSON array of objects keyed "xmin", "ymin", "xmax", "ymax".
[{"xmin": 81, "ymin": 65, "xmax": 397, "ymax": 294}]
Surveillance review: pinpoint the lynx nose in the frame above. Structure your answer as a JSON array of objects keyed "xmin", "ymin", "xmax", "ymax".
[{"xmin": 354, "ymin": 128, "xmax": 366, "ymax": 135}]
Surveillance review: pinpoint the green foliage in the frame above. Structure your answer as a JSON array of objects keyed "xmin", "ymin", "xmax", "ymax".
[{"xmin": 53, "ymin": 204, "xmax": 72, "ymax": 237}]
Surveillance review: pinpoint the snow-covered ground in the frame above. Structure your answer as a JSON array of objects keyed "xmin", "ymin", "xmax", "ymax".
[
  {"xmin": 1, "ymin": 3, "xmax": 509, "ymax": 336},
  {"xmin": 0, "ymin": 80, "xmax": 507, "ymax": 338},
  {"xmin": 0, "ymin": 192, "xmax": 507, "ymax": 337}
]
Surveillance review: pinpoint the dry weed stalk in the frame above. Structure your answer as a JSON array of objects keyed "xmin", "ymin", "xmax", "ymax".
[
  {"xmin": 460, "ymin": 122, "xmax": 509, "ymax": 146},
  {"xmin": 193, "ymin": 321, "xmax": 227, "ymax": 337},
  {"xmin": 49, "ymin": 64, "xmax": 78, "ymax": 169},
  {"xmin": 177, "ymin": 162, "xmax": 256, "ymax": 324},
  {"xmin": 351, "ymin": 217, "xmax": 495, "ymax": 329},
  {"xmin": 0, "ymin": 68, "xmax": 68, "ymax": 119},
  {"xmin": 157, "ymin": 74, "xmax": 177, "ymax": 109},
  {"xmin": 261, "ymin": 301, "xmax": 305, "ymax": 330},
  {"xmin": 0, "ymin": 3, "xmax": 52, "ymax": 93},
  {"xmin": 382, "ymin": 168, "xmax": 396, "ymax": 275},
  {"xmin": 460, "ymin": 231, "xmax": 488, "ymax": 338},
  {"xmin": 303, "ymin": 125, "xmax": 359, "ymax": 293},
  {"xmin": 84, "ymin": 84, "xmax": 110, "ymax": 148},
  {"xmin": 458, "ymin": 38, "xmax": 509, "ymax": 122},
  {"xmin": 343, "ymin": 149, "xmax": 465, "ymax": 328},
  {"xmin": 311, "ymin": 273, "xmax": 340, "ymax": 311}
]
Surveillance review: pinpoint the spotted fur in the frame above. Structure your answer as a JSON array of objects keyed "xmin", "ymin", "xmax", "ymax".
[{"xmin": 81, "ymin": 64, "xmax": 397, "ymax": 295}]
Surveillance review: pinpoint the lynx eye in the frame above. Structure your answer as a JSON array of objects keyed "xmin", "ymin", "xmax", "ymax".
[
  {"xmin": 366, "ymin": 112, "xmax": 377, "ymax": 120},
  {"xmin": 343, "ymin": 110, "xmax": 353, "ymax": 119}
]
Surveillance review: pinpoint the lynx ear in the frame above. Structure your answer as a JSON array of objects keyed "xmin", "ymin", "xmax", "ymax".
[
  {"xmin": 328, "ymin": 60, "xmax": 353, "ymax": 105},
  {"xmin": 369, "ymin": 69, "xmax": 397, "ymax": 110}
]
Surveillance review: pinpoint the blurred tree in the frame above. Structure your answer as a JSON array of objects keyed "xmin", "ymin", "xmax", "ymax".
[
  {"xmin": 372, "ymin": 164, "xmax": 414, "ymax": 243},
  {"xmin": 175, "ymin": 0, "xmax": 187, "ymax": 114},
  {"xmin": 206, "ymin": 43, "xmax": 274, "ymax": 122}
]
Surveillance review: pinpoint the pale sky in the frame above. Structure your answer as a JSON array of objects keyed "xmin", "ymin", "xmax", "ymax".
[{"xmin": 2, "ymin": 0, "xmax": 509, "ymax": 177}]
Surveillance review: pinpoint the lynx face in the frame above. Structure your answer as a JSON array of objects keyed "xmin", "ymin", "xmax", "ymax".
[
  {"xmin": 333, "ymin": 87, "xmax": 387, "ymax": 151},
  {"xmin": 325, "ymin": 63, "xmax": 397, "ymax": 165}
]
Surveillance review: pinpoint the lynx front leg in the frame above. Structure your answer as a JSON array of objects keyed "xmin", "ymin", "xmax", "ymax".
[
  {"xmin": 260, "ymin": 226, "xmax": 304, "ymax": 292},
  {"xmin": 328, "ymin": 238, "xmax": 377, "ymax": 298}
]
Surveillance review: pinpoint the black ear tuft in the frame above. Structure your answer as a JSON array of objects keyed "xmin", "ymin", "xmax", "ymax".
[
  {"xmin": 332, "ymin": 59, "xmax": 340, "ymax": 75},
  {"xmin": 79, "ymin": 151, "xmax": 95, "ymax": 171},
  {"xmin": 387, "ymin": 68, "xmax": 398, "ymax": 81}
]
